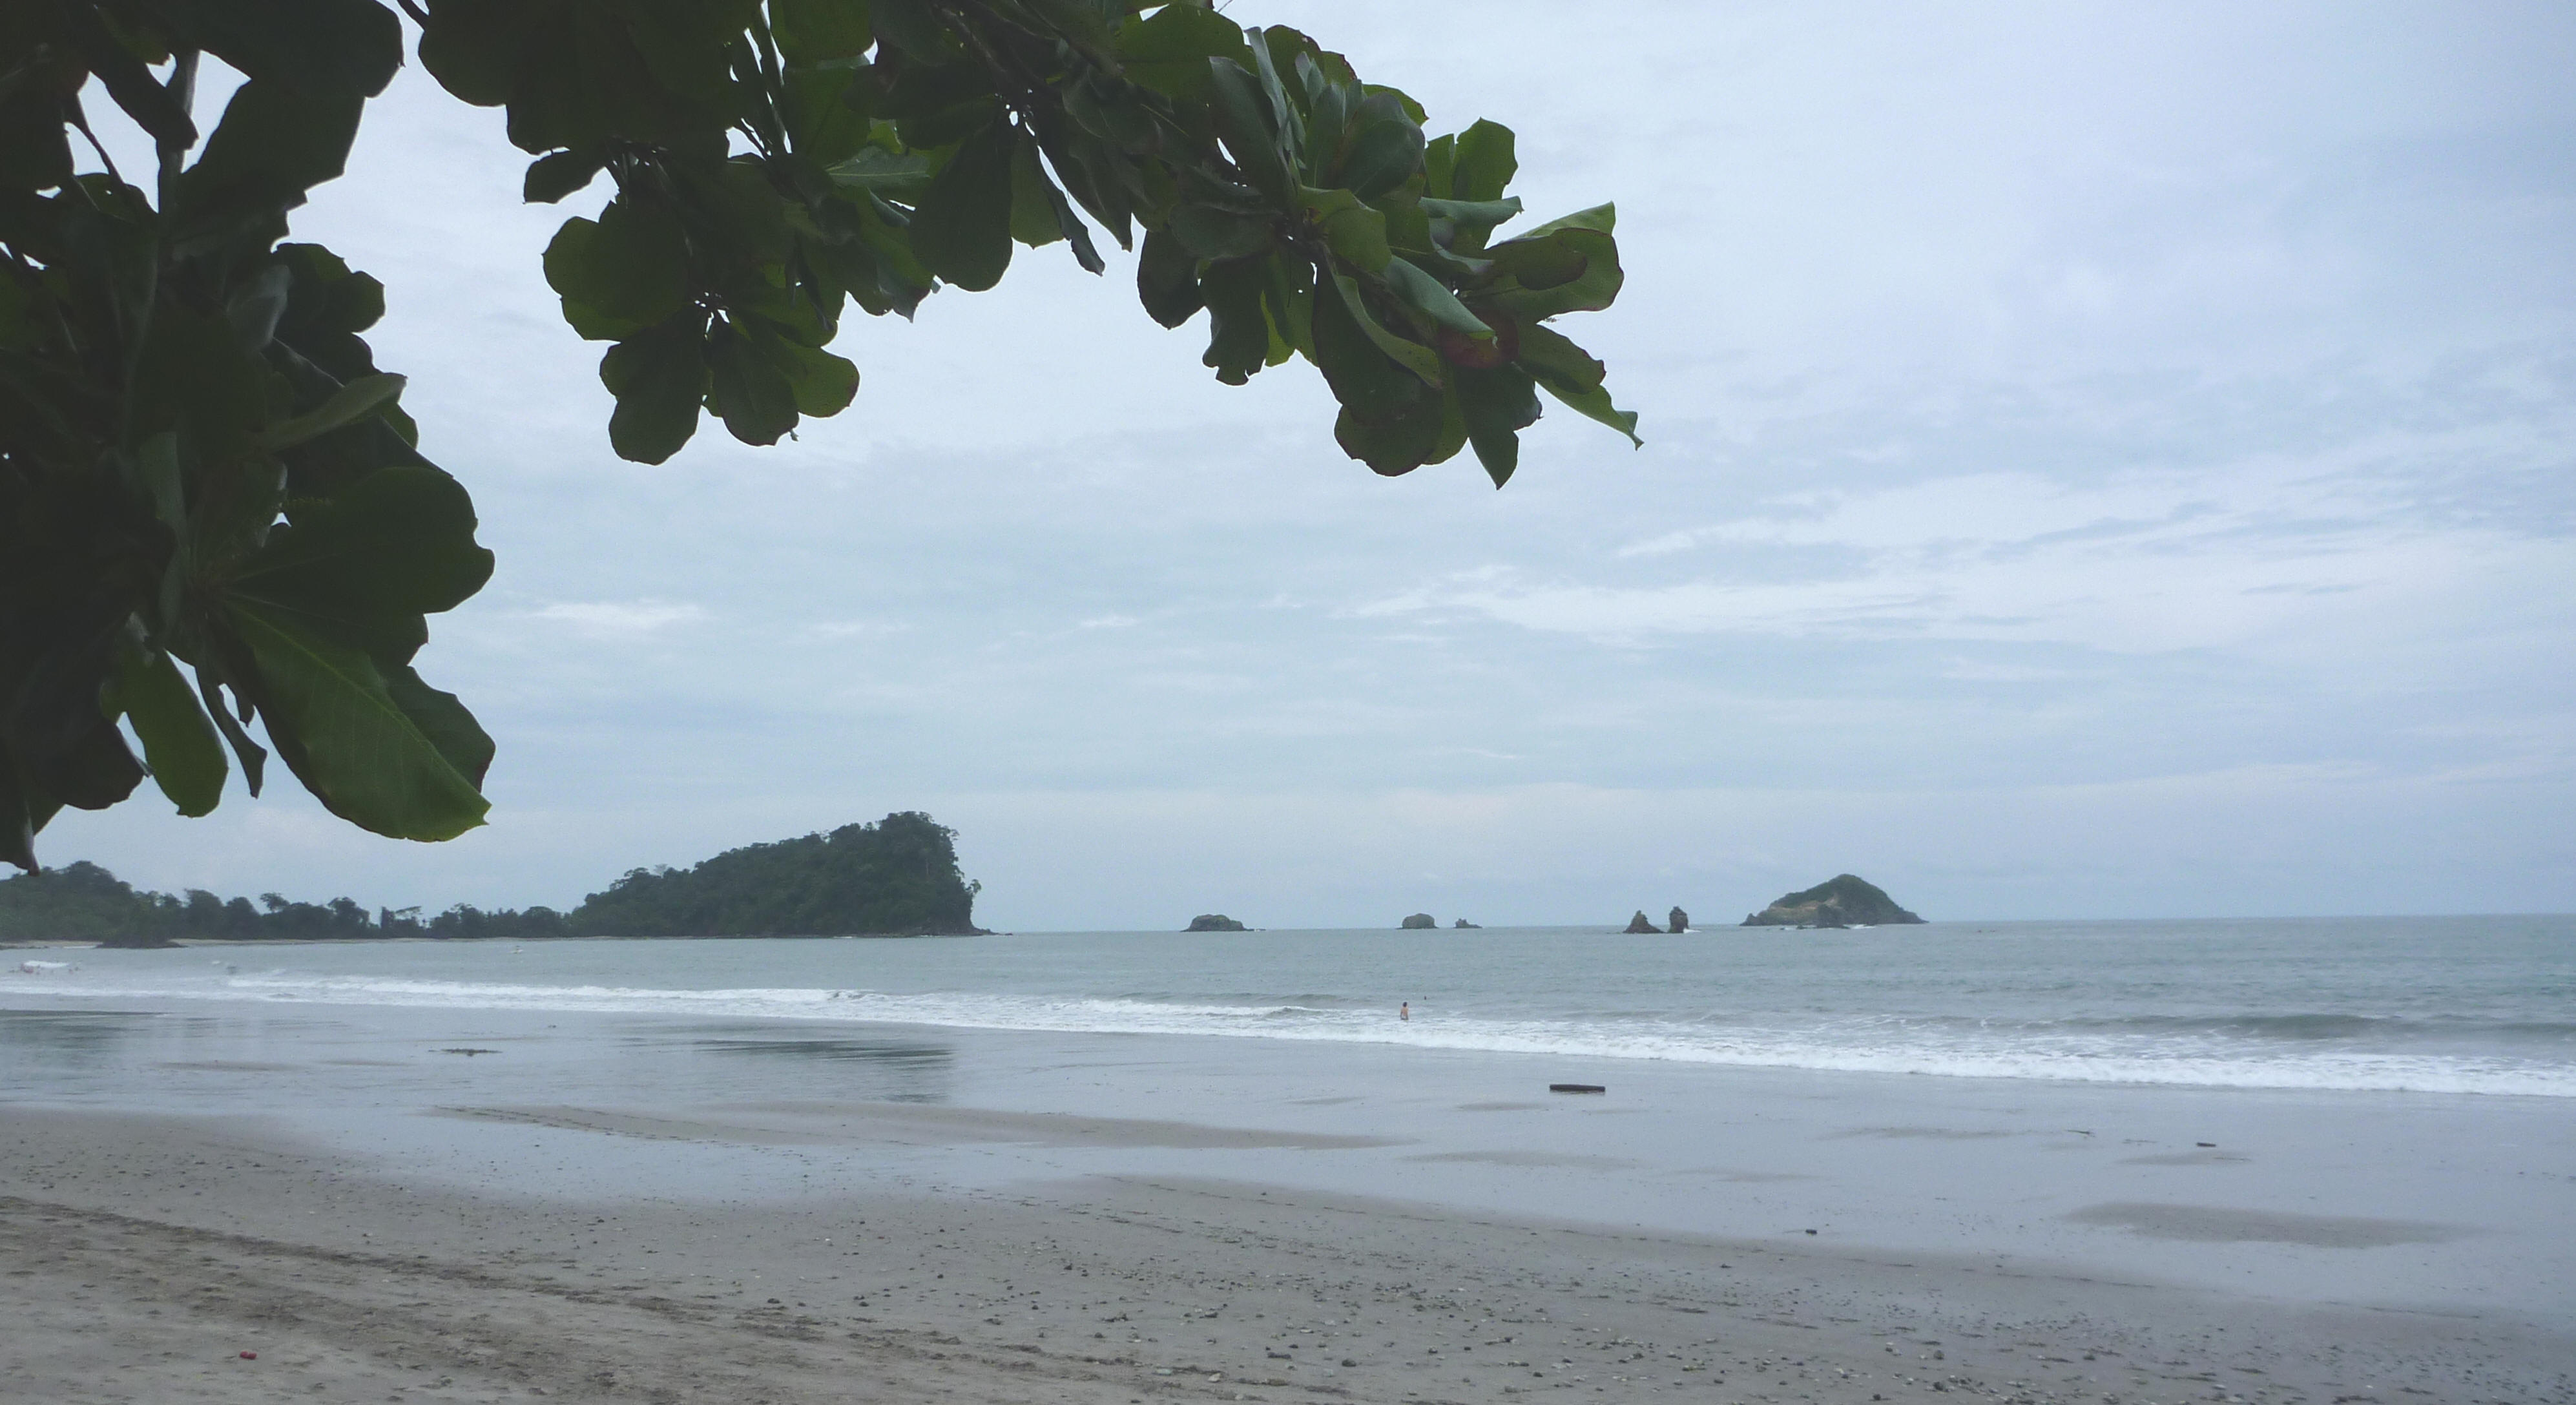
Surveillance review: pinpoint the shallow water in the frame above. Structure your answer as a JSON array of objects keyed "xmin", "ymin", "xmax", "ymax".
[{"xmin": 9, "ymin": 915, "xmax": 2572, "ymax": 1096}]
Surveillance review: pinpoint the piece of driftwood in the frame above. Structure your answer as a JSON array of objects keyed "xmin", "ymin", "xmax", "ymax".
[{"xmin": 1548, "ymin": 1083, "xmax": 1606, "ymax": 1094}]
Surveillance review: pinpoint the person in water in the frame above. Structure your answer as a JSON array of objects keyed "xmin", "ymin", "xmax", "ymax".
[{"xmin": 1400, "ymin": 1001, "xmax": 1409, "ymax": 1021}]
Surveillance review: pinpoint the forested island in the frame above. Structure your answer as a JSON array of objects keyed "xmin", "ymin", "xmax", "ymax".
[
  {"xmin": 0, "ymin": 813, "xmax": 982, "ymax": 945},
  {"xmin": 1741, "ymin": 874, "xmax": 1924, "ymax": 927}
]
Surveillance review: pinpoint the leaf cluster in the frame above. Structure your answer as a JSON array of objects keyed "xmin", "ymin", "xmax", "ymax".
[
  {"xmin": 421, "ymin": 0, "xmax": 1637, "ymax": 475},
  {"xmin": 3, "ymin": 0, "xmax": 495, "ymax": 870}
]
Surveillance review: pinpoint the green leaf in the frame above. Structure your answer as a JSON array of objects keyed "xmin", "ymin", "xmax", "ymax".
[
  {"xmin": 1517, "ymin": 202, "xmax": 1617, "ymax": 239},
  {"xmin": 416, "ymin": 0, "xmax": 524, "ymax": 107},
  {"xmin": 62, "ymin": 2, "xmax": 197, "ymax": 149},
  {"xmin": 772, "ymin": 338, "xmax": 860, "ymax": 418},
  {"xmin": 829, "ymin": 147, "xmax": 933, "ymax": 195},
  {"xmin": 1422, "ymin": 132, "xmax": 1455, "ymax": 199},
  {"xmin": 867, "ymin": 0, "xmax": 958, "ymax": 63},
  {"xmin": 1302, "ymin": 187, "xmax": 1389, "ymax": 272},
  {"xmin": 182, "ymin": 0, "xmax": 406, "ymax": 98},
  {"xmin": 382, "ymin": 665, "xmax": 495, "ymax": 793},
  {"xmin": 1207, "ymin": 58, "xmax": 1290, "ymax": 200},
  {"xmin": 705, "ymin": 320, "xmax": 800, "ymax": 444},
  {"xmin": 1381, "ymin": 257, "xmax": 1491, "ymax": 340},
  {"xmin": 1021, "ymin": 146, "xmax": 1105, "ymax": 274},
  {"xmin": 1453, "ymin": 362, "xmax": 1542, "ymax": 487},
  {"xmin": 1117, "ymin": 3, "xmax": 1247, "ymax": 103},
  {"xmin": 1337, "ymin": 119, "xmax": 1424, "ymax": 202},
  {"xmin": 195, "ymin": 667, "xmax": 268, "ymax": 797},
  {"xmin": 1333, "ymin": 395, "xmax": 1447, "ymax": 477},
  {"xmin": 1486, "ymin": 225, "xmax": 1623, "ymax": 318},
  {"xmin": 1136, "ymin": 226, "xmax": 1203, "ymax": 329},
  {"xmin": 1199, "ymin": 258, "xmax": 1271, "ymax": 386},
  {"xmin": 523, "ymin": 149, "xmax": 605, "ymax": 203},
  {"xmin": 1448, "ymin": 119, "xmax": 1517, "ymax": 202},
  {"xmin": 1170, "ymin": 203, "xmax": 1276, "ymax": 262},
  {"xmin": 223, "ymin": 603, "xmax": 489, "ymax": 843},
  {"xmin": 770, "ymin": 0, "xmax": 873, "ymax": 62},
  {"xmin": 544, "ymin": 200, "xmax": 691, "ymax": 331},
  {"xmin": 600, "ymin": 323, "xmax": 711, "ymax": 464},
  {"xmin": 115, "ymin": 647, "xmax": 227, "ymax": 818},
  {"xmin": 1309, "ymin": 274, "xmax": 1429, "ymax": 419},
  {"xmin": 1325, "ymin": 273, "xmax": 1440, "ymax": 385},
  {"xmin": 176, "ymin": 80, "xmax": 365, "ymax": 236},
  {"xmin": 228, "ymin": 465, "xmax": 495, "ymax": 654},
  {"xmin": 1420, "ymin": 195, "xmax": 1522, "ymax": 254},
  {"xmin": 0, "ymin": 755, "xmax": 44, "ymax": 873},
  {"xmin": 908, "ymin": 125, "xmax": 1017, "ymax": 291},
  {"xmin": 249, "ymin": 373, "xmax": 405, "ymax": 452},
  {"xmin": 1516, "ymin": 323, "xmax": 1641, "ymax": 446},
  {"xmin": 1008, "ymin": 138, "xmax": 1066, "ymax": 248}
]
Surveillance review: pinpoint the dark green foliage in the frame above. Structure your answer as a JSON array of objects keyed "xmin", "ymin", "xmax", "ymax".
[
  {"xmin": 0, "ymin": 861, "xmax": 163, "ymax": 942},
  {"xmin": 4, "ymin": 1, "xmax": 491, "ymax": 871},
  {"xmin": 0, "ymin": 860, "xmax": 386, "ymax": 943},
  {"xmin": 566, "ymin": 811, "xmax": 982, "ymax": 936},
  {"xmin": 4, "ymin": 3, "xmax": 1634, "ymax": 871}
]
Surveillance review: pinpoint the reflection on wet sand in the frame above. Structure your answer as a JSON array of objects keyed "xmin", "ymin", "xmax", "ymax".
[{"xmin": 622, "ymin": 1023, "xmax": 959, "ymax": 1103}]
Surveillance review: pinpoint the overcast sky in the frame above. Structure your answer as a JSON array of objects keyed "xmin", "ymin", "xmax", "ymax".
[{"xmin": 50, "ymin": 1, "xmax": 2576, "ymax": 926}]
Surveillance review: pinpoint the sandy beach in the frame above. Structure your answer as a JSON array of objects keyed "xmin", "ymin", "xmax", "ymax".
[
  {"xmin": 8, "ymin": 1104, "xmax": 2568, "ymax": 1405},
  {"xmin": 5, "ymin": 994, "xmax": 2571, "ymax": 1405}
]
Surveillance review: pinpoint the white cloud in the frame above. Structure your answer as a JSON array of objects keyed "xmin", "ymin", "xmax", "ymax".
[{"xmin": 530, "ymin": 600, "xmax": 709, "ymax": 638}]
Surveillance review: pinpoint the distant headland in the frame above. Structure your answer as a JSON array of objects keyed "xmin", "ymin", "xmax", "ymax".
[
  {"xmin": 1741, "ymin": 875, "xmax": 1924, "ymax": 928},
  {"xmin": 0, "ymin": 812, "xmax": 984, "ymax": 945}
]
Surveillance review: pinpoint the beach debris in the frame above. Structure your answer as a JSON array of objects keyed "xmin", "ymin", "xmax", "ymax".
[
  {"xmin": 1549, "ymin": 1083, "xmax": 1606, "ymax": 1094},
  {"xmin": 2197, "ymin": 1141, "xmax": 2217, "ymax": 1147},
  {"xmin": 238, "ymin": 1351, "xmax": 256, "ymax": 1359},
  {"xmin": 436, "ymin": 1047, "xmax": 500, "ymax": 1056}
]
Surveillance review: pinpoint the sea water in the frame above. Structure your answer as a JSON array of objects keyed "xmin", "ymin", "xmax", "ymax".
[{"xmin": 12, "ymin": 915, "xmax": 2571, "ymax": 1098}]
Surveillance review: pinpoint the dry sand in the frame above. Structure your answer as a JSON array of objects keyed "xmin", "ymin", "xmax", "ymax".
[{"xmin": 6, "ymin": 1105, "xmax": 2566, "ymax": 1405}]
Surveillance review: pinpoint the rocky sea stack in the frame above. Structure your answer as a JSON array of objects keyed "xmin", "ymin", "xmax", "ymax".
[
  {"xmin": 1741, "ymin": 875, "xmax": 1924, "ymax": 928},
  {"xmin": 1400, "ymin": 913, "xmax": 1437, "ymax": 930},
  {"xmin": 1185, "ymin": 914, "xmax": 1247, "ymax": 931}
]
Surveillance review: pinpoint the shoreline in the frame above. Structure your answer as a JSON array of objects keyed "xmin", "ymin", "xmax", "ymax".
[{"xmin": 7, "ymin": 1103, "xmax": 2570, "ymax": 1405}]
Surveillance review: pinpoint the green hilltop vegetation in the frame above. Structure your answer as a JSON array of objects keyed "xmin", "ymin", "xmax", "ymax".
[
  {"xmin": 1741, "ymin": 874, "xmax": 1925, "ymax": 927},
  {"xmin": 0, "ymin": 813, "xmax": 981, "ymax": 946}
]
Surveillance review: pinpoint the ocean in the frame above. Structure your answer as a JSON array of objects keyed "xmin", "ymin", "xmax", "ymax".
[{"xmin": 16, "ymin": 915, "xmax": 2572, "ymax": 1099}]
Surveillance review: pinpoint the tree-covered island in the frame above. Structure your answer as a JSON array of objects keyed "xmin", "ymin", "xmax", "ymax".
[{"xmin": 0, "ymin": 812, "xmax": 982, "ymax": 944}]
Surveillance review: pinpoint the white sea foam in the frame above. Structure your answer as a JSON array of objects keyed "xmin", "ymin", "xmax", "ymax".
[{"xmin": 27, "ymin": 967, "xmax": 2575, "ymax": 1098}]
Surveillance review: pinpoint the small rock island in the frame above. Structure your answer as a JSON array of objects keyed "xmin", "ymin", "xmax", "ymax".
[
  {"xmin": 1623, "ymin": 910, "xmax": 1659, "ymax": 933},
  {"xmin": 1185, "ymin": 914, "xmax": 1247, "ymax": 932},
  {"xmin": 1400, "ymin": 913, "xmax": 1437, "ymax": 930},
  {"xmin": 1668, "ymin": 906, "xmax": 1690, "ymax": 933},
  {"xmin": 1452, "ymin": 918, "xmax": 1480, "ymax": 929},
  {"xmin": 1741, "ymin": 874, "xmax": 1924, "ymax": 928}
]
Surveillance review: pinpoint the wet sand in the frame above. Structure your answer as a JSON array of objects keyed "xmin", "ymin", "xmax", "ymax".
[
  {"xmin": 6, "ymin": 1101, "xmax": 2571, "ymax": 1405},
  {"xmin": 5, "ymin": 997, "xmax": 2574, "ymax": 1404}
]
